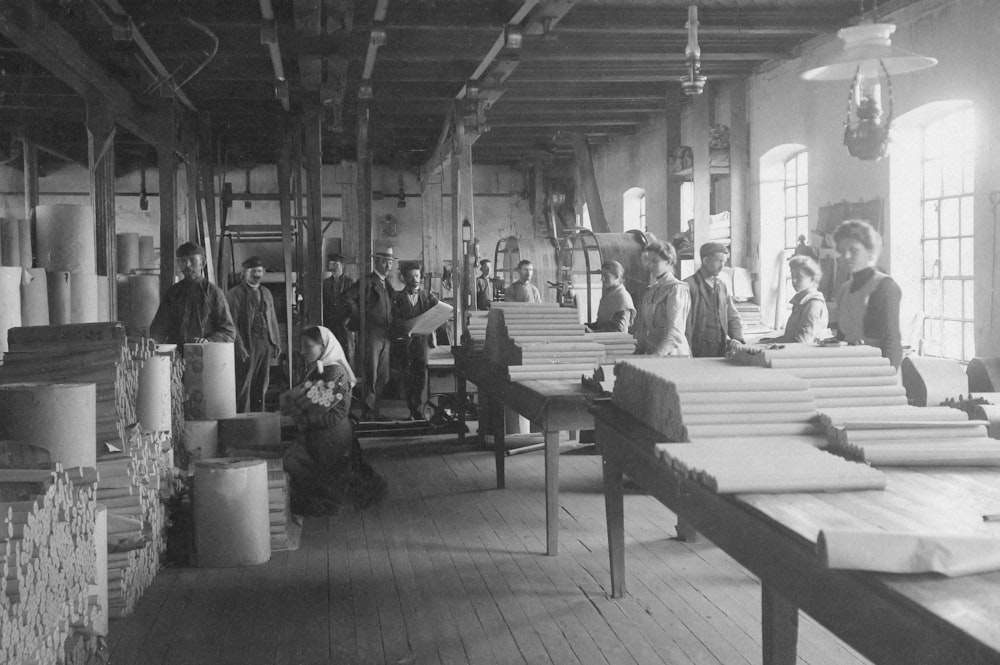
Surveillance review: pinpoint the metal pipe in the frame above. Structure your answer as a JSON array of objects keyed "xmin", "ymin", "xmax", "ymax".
[{"xmin": 258, "ymin": 0, "xmax": 290, "ymax": 112}]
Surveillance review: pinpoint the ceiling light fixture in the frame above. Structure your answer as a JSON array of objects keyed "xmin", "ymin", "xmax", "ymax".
[
  {"xmin": 800, "ymin": 3, "xmax": 937, "ymax": 161},
  {"xmin": 680, "ymin": 5, "xmax": 706, "ymax": 96}
]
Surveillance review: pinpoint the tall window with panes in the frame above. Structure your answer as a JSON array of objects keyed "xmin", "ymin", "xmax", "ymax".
[
  {"xmin": 783, "ymin": 152, "xmax": 808, "ymax": 300},
  {"xmin": 921, "ymin": 108, "xmax": 974, "ymax": 361}
]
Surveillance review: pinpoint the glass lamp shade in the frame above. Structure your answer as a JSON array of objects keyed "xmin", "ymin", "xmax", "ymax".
[{"xmin": 801, "ymin": 23, "xmax": 937, "ymax": 81}]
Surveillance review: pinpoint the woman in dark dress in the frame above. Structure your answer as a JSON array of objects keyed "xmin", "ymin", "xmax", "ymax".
[{"xmin": 282, "ymin": 326, "xmax": 385, "ymax": 514}]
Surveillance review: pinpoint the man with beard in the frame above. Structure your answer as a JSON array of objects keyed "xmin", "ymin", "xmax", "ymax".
[
  {"xmin": 149, "ymin": 242, "xmax": 235, "ymax": 347},
  {"xmin": 227, "ymin": 256, "xmax": 281, "ymax": 412},
  {"xmin": 391, "ymin": 261, "xmax": 439, "ymax": 420}
]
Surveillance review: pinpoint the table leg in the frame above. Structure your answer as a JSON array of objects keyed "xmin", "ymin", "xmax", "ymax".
[
  {"xmin": 544, "ymin": 430, "xmax": 560, "ymax": 556},
  {"xmin": 601, "ymin": 447, "xmax": 626, "ymax": 598},
  {"xmin": 493, "ymin": 393, "xmax": 505, "ymax": 490},
  {"xmin": 456, "ymin": 372, "xmax": 467, "ymax": 444},
  {"xmin": 761, "ymin": 584, "xmax": 798, "ymax": 665}
]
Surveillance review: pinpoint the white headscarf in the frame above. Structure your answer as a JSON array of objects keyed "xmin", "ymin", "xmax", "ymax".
[{"xmin": 313, "ymin": 326, "xmax": 357, "ymax": 387}]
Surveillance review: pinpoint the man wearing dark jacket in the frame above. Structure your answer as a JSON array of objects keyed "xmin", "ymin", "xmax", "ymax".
[
  {"xmin": 349, "ymin": 247, "xmax": 396, "ymax": 419},
  {"xmin": 684, "ymin": 242, "xmax": 744, "ymax": 357},
  {"xmin": 149, "ymin": 242, "xmax": 236, "ymax": 348},
  {"xmin": 322, "ymin": 252, "xmax": 356, "ymax": 368},
  {"xmin": 392, "ymin": 261, "xmax": 439, "ymax": 420},
  {"xmin": 227, "ymin": 256, "xmax": 281, "ymax": 412}
]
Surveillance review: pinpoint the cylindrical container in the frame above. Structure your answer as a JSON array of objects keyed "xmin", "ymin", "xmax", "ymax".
[
  {"xmin": 0, "ymin": 382, "xmax": 96, "ymax": 468},
  {"xmin": 1, "ymin": 217, "xmax": 21, "ymax": 266},
  {"xmin": 35, "ymin": 204, "xmax": 97, "ymax": 273},
  {"xmin": 194, "ymin": 458, "xmax": 271, "ymax": 567},
  {"xmin": 20, "ymin": 268, "xmax": 48, "ymax": 326},
  {"xmin": 18, "ymin": 217, "xmax": 32, "ymax": 268},
  {"xmin": 138, "ymin": 235, "xmax": 155, "ymax": 269},
  {"xmin": 70, "ymin": 273, "xmax": 100, "ymax": 323},
  {"xmin": 184, "ymin": 342, "xmax": 237, "ymax": 420},
  {"xmin": 217, "ymin": 413, "xmax": 281, "ymax": 454},
  {"xmin": 137, "ymin": 355, "xmax": 173, "ymax": 433},
  {"xmin": 125, "ymin": 273, "xmax": 160, "ymax": 334},
  {"xmin": 183, "ymin": 420, "xmax": 219, "ymax": 462},
  {"xmin": 0, "ymin": 267, "xmax": 22, "ymax": 354},
  {"xmin": 47, "ymin": 270, "xmax": 72, "ymax": 325},
  {"xmin": 116, "ymin": 233, "xmax": 140, "ymax": 274},
  {"xmin": 96, "ymin": 275, "xmax": 110, "ymax": 321},
  {"xmin": 93, "ymin": 504, "xmax": 108, "ymax": 636}
]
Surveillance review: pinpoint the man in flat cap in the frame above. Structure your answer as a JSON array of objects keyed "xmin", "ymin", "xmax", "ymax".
[
  {"xmin": 392, "ymin": 261, "xmax": 440, "ymax": 420},
  {"xmin": 227, "ymin": 256, "xmax": 281, "ymax": 412},
  {"xmin": 684, "ymin": 242, "xmax": 744, "ymax": 357},
  {"xmin": 322, "ymin": 252, "xmax": 356, "ymax": 368},
  {"xmin": 348, "ymin": 247, "xmax": 397, "ymax": 420},
  {"xmin": 149, "ymin": 242, "xmax": 236, "ymax": 348}
]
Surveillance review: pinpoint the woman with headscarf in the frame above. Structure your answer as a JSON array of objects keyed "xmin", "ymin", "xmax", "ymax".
[
  {"xmin": 633, "ymin": 241, "xmax": 692, "ymax": 356},
  {"xmin": 588, "ymin": 261, "xmax": 636, "ymax": 333},
  {"xmin": 281, "ymin": 326, "xmax": 384, "ymax": 514}
]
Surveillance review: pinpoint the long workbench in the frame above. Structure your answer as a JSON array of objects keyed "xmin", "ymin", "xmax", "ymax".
[
  {"xmin": 591, "ymin": 401, "xmax": 1000, "ymax": 665},
  {"xmin": 453, "ymin": 346, "xmax": 597, "ymax": 555}
]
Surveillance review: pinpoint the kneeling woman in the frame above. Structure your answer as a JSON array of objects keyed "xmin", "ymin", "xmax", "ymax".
[{"xmin": 282, "ymin": 326, "xmax": 386, "ymax": 514}]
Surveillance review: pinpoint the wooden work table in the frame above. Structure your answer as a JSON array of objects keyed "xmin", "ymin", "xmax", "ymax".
[
  {"xmin": 453, "ymin": 346, "xmax": 597, "ymax": 556},
  {"xmin": 591, "ymin": 401, "xmax": 1000, "ymax": 665}
]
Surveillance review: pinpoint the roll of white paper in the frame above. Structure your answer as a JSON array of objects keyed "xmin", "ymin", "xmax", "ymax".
[
  {"xmin": 0, "ymin": 382, "xmax": 96, "ymax": 468},
  {"xmin": 184, "ymin": 342, "xmax": 237, "ymax": 420},
  {"xmin": 194, "ymin": 457, "xmax": 271, "ymax": 567},
  {"xmin": 35, "ymin": 204, "xmax": 97, "ymax": 273},
  {"xmin": 137, "ymin": 355, "xmax": 173, "ymax": 433},
  {"xmin": 183, "ymin": 420, "xmax": 219, "ymax": 462},
  {"xmin": 0, "ymin": 266, "xmax": 21, "ymax": 354}
]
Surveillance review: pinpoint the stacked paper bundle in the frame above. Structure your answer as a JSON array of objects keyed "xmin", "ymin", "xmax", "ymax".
[
  {"xmin": 0, "ymin": 466, "xmax": 103, "ymax": 665},
  {"xmin": 729, "ymin": 343, "xmax": 907, "ymax": 409},
  {"xmin": 464, "ymin": 310, "xmax": 489, "ymax": 354},
  {"xmin": 267, "ymin": 458, "xmax": 297, "ymax": 551},
  {"xmin": 612, "ymin": 358, "xmax": 822, "ymax": 444},
  {"xmin": 817, "ymin": 404, "xmax": 969, "ymax": 430},
  {"xmin": 584, "ymin": 331, "xmax": 637, "ymax": 359},
  {"xmin": 281, "ymin": 379, "xmax": 345, "ymax": 417},
  {"xmin": 583, "ymin": 364, "xmax": 618, "ymax": 394},
  {"xmin": 654, "ymin": 439, "xmax": 887, "ymax": 494},
  {"xmin": 826, "ymin": 419, "xmax": 1000, "ymax": 466}
]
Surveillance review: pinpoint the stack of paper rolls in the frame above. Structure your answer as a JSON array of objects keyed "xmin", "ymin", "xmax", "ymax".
[
  {"xmin": 826, "ymin": 419, "xmax": 1000, "ymax": 466},
  {"xmin": 36, "ymin": 204, "xmax": 104, "ymax": 324},
  {"xmin": 0, "ymin": 267, "xmax": 21, "ymax": 355}
]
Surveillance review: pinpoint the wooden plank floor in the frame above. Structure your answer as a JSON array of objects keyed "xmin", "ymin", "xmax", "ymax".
[{"xmin": 108, "ymin": 442, "xmax": 872, "ymax": 665}]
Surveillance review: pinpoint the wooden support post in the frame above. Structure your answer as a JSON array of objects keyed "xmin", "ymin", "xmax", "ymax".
[
  {"xmin": 761, "ymin": 584, "xmax": 799, "ymax": 665},
  {"xmin": 292, "ymin": 130, "xmax": 306, "ymax": 302},
  {"xmin": 86, "ymin": 102, "xmax": 117, "ymax": 318},
  {"xmin": 571, "ymin": 133, "xmax": 610, "ymax": 234},
  {"xmin": 198, "ymin": 114, "xmax": 219, "ymax": 280},
  {"xmin": 158, "ymin": 144, "xmax": 178, "ymax": 295},
  {"xmin": 459, "ymin": 117, "xmax": 476, "ymax": 313},
  {"xmin": 533, "ymin": 164, "xmax": 547, "ymax": 238},
  {"xmin": 450, "ymin": 111, "xmax": 466, "ymax": 340},
  {"xmin": 302, "ymin": 103, "xmax": 324, "ymax": 325},
  {"xmin": 183, "ymin": 123, "xmax": 200, "ymax": 257},
  {"xmin": 691, "ymin": 91, "xmax": 712, "ymax": 270},
  {"xmin": 357, "ymin": 100, "xmax": 373, "ymax": 401},
  {"xmin": 277, "ymin": 133, "xmax": 296, "ymax": 386},
  {"xmin": 665, "ymin": 105, "xmax": 682, "ymax": 245},
  {"xmin": 728, "ymin": 80, "xmax": 748, "ymax": 269},
  {"xmin": 22, "ymin": 139, "xmax": 38, "ymax": 254}
]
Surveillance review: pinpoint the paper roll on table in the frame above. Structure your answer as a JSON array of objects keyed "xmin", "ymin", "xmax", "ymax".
[
  {"xmin": 20, "ymin": 268, "xmax": 49, "ymax": 326},
  {"xmin": 194, "ymin": 457, "xmax": 271, "ymax": 567},
  {"xmin": 137, "ymin": 355, "xmax": 173, "ymax": 433},
  {"xmin": 35, "ymin": 204, "xmax": 97, "ymax": 273},
  {"xmin": 47, "ymin": 270, "xmax": 72, "ymax": 325},
  {"xmin": 184, "ymin": 342, "xmax": 237, "ymax": 420},
  {"xmin": 0, "ymin": 266, "xmax": 21, "ymax": 354},
  {"xmin": 0, "ymin": 382, "xmax": 97, "ymax": 468},
  {"xmin": 70, "ymin": 272, "xmax": 100, "ymax": 323},
  {"xmin": 123, "ymin": 274, "xmax": 160, "ymax": 333},
  {"xmin": 183, "ymin": 420, "xmax": 219, "ymax": 461},
  {"xmin": 819, "ymin": 529, "xmax": 1000, "ymax": 577}
]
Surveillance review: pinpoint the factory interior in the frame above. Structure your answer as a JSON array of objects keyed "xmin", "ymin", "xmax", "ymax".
[{"xmin": 2, "ymin": 0, "xmax": 1000, "ymax": 663}]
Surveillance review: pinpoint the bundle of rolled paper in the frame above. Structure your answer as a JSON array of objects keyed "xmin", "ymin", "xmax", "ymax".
[
  {"xmin": 281, "ymin": 380, "xmax": 344, "ymax": 416},
  {"xmin": 825, "ymin": 419, "xmax": 1000, "ymax": 466}
]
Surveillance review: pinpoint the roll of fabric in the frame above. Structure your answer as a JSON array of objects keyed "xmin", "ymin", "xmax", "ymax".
[
  {"xmin": 116, "ymin": 233, "xmax": 140, "ymax": 274},
  {"xmin": 183, "ymin": 420, "xmax": 219, "ymax": 461},
  {"xmin": 20, "ymin": 267, "xmax": 48, "ymax": 326},
  {"xmin": 96, "ymin": 275, "xmax": 110, "ymax": 321},
  {"xmin": 0, "ymin": 382, "xmax": 96, "ymax": 468},
  {"xmin": 136, "ymin": 355, "xmax": 173, "ymax": 433},
  {"xmin": 217, "ymin": 413, "xmax": 281, "ymax": 454},
  {"xmin": 126, "ymin": 274, "xmax": 160, "ymax": 334},
  {"xmin": 47, "ymin": 270, "xmax": 72, "ymax": 325},
  {"xmin": 93, "ymin": 504, "xmax": 109, "ymax": 636},
  {"xmin": 138, "ymin": 235, "xmax": 155, "ymax": 268},
  {"xmin": 194, "ymin": 457, "xmax": 271, "ymax": 567},
  {"xmin": 184, "ymin": 342, "xmax": 237, "ymax": 420},
  {"xmin": 1, "ymin": 217, "xmax": 21, "ymax": 266},
  {"xmin": 35, "ymin": 204, "xmax": 97, "ymax": 273},
  {"xmin": 18, "ymin": 217, "xmax": 32, "ymax": 268},
  {"xmin": 0, "ymin": 267, "xmax": 22, "ymax": 354},
  {"xmin": 70, "ymin": 273, "xmax": 100, "ymax": 323}
]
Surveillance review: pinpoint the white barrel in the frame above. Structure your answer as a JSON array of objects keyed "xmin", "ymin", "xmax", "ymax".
[
  {"xmin": 20, "ymin": 268, "xmax": 48, "ymax": 326},
  {"xmin": 1, "ymin": 217, "xmax": 21, "ymax": 266},
  {"xmin": 218, "ymin": 413, "xmax": 281, "ymax": 454},
  {"xmin": 0, "ymin": 267, "xmax": 21, "ymax": 354},
  {"xmin": 47, "ymin": 270, "xmax": 72, "ymax": 325},
  {"xmin": 0, "ymin": 382, "xmax": 96, "ymax": 468},
  {"xmin": 194, "ymin": 458, "xmax": 271, "ymax": 567},
  {"xmin": 184, "ymin": 342, "xmax": 237, "ymax": 420},
  {"xmin": 35, "ymin": 204, "xmax": 97, "ymax": 273},
  {"xmin": 183, "ymin": 420, "xmax": 219, "ymax": 462},
  {"xmin": 93, "ymin": 504, "xmax": 108, "ymax": 636},
  {"xmin": 116, "ymin": 233, "xmax": 140, "ymax": 274},
  {"xmin": 138, "ymin": 235, "xmax": 155, "ymax": 268},
  {"xmin": 137, "ymin": 355, "xmax": 172, "ymax": 433},
  {"xmin": 70, "ymin": 273, "xmax": 100, "ymax": 323}
]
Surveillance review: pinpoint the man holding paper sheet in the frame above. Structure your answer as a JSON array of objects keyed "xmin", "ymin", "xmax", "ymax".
[{"xmin": 392, "ymin": 261, "xmax": 441, "ymax": 420}]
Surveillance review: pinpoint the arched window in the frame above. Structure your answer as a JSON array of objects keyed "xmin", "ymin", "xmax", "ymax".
[
  {"xmin": 623, "ymin": 187, "xmax": 646, "ymax": 232},
  {"xmin": 783, "ymin": 151, "xmax": 808, "ymax": 254},
  {"xmin": 759, "ymin": 143, "xmax": 807, "ymax": 327}
]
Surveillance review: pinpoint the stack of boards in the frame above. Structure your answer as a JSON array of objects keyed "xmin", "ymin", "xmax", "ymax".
[
  {"xmin": 484, "ymin": 303, "xmax": 606, "ymax": 381},
  {"xmin": 612, "ymin": 357, "xmax": 886, "ymax": 494},
  {"xmin": 0, "ymin": 466, "xmax": 104, "ymax": 665},
  {"xmin": 464, "ymin": 311, "xmax": 488, "ymax": 355},
  {"xmin": 267, "ymin": 459, "xmax": 298, "ymax": 551},
  {"xmin": 584, "ymin": 331, "xmax": 637, "ymax": 359}
]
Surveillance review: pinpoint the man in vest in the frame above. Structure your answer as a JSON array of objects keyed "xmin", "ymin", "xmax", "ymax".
[
  {"xmin": 685, "ymin": 242, "xmax": 744, "ymax": 357},
  {"xmin": 323, "ymin": 252, "xmax": 356, "ymax": 368},
  {"xmin": 349, "ymin": 247, "xmax": 396, "ymax": 420},
  {"xmin": 227, "ymin": 256, "xmax": 281, "ymax": 412},
  {"xmin": 392, "ymin": 261, "xmax": 440, "ymax": 420}
]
